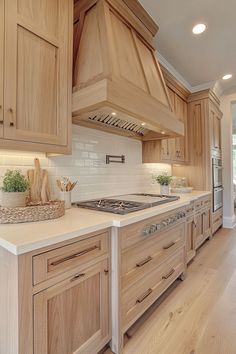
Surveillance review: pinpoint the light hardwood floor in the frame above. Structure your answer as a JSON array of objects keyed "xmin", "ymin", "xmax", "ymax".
[{"xmin": 105, "ymin": 227, "xmax": 236, "ymax": 354}]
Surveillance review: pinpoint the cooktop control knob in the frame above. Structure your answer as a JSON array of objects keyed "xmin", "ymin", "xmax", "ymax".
[
  {"xmin": 161, "ymin": 220, "xmax": 168, "ymax": 227},
  {"xmin": 142, "ymin": 228, "xmax": 150, "ymax": 236},
  {"xmin": 150, "ymin": 224, "xmax": 157, "ymax": 233}
]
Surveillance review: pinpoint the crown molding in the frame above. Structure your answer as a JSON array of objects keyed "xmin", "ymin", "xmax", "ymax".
[{"xmin": 157, "ymin": 51, "xmax": 219, "ymax": 94}]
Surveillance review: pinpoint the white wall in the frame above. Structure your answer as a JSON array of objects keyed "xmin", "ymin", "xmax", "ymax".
[
  {"xmin": 0, "ymin": 125, "xmax": 171, "ymax": 202},
  {"xmin": 220, "ymin": 94, "xmax": 236, "ymax": 228}
]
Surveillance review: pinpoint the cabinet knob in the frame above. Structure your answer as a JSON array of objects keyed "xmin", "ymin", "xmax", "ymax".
[
  {"xmin": 0, "ymin": 120, "xmax": 3, "ymax": 125},
  {"xmin": 10, "ymin": 122, "xmax": 14, "ymax": 127},
  {"xmin": 9, "ymin": 108, "xmax": 13, "ymax": 113},
  {"xmin": 0, "ymin": 104, "xmax": 2, "ymax": 109}
]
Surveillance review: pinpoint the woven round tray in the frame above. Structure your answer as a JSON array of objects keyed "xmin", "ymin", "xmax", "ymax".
[{"xmin": 0, "ymin": 200, "xmax": 65, "ymax": 224}]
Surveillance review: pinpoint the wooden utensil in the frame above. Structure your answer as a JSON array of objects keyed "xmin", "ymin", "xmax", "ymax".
[{"xmin": 27, "ymin": 158, "xmax": 51, "ymax": 203}]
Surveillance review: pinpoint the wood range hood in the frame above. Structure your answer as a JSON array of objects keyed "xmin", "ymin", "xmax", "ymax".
[{"xmin": 72, "ymin": 0, "xmax": 184, "ymax": 141}]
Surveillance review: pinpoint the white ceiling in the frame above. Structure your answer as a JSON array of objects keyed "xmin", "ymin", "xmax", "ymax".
[{"xmin": 140, "ymin": 0, "xmax": 236, "ymax": 94}]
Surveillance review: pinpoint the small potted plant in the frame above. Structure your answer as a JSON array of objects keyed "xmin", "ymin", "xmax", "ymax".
[
  {"xmin": 0, "ymin": 170, "xmax": 29, "ymax": 208},
  {"xmin": 154, "ymin": 174, "xmax": 172, "ymax": 195}
]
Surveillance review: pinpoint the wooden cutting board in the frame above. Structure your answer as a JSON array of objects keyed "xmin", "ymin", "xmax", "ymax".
[{"xmin": 27, "ymin": 158, "xmax": 51, "ymax": 204}]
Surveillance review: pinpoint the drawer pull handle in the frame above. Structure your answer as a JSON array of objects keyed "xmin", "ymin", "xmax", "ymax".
[
  {"xmin": 162, "ymin": 268, "xmax": 175, "ymax": 280},
  {"xmin": 163, "ymin": 241, "xmax": 176, "ymax": 250},
  {"xmin": 50, "ymin": 245, "xmax": 99, "ymax": 267},
  {"xmin": 136, "ymin": 288, "xmax": 153, "ymax": 303},
  {"xmin": 70, "ymin": 273, "xmax": 85, "ymax": 282},
  {"xmin": 136, "ymin": 256, "xmax": 152, "ymax": 268}
]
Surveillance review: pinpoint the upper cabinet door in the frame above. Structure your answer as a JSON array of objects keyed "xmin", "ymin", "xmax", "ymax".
[
  {"xmin": 210, "ymin": 103, "xmax": 222, "ymax": 154},
  {"xmin": 0, "ymin": 0, "xmax": 4, "ymax": 138},
  {"xmin": 4, "ymin": 0, "xmax": 72, "ymax": 146}
]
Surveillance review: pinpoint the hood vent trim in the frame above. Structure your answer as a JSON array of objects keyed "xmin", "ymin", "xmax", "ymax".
[{"xmin": 88, "ymin": 113, "xmax": 148, "ymax": 136}]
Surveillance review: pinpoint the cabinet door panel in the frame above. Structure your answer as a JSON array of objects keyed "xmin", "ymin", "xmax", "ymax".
[
  {"xmin": 213, "ymin": 115, "xmax": 221, "ymax": 150},
  {"xmin": 18, "ymin": 0, "xmax": 59, "ymax": 39},
  {"xmin": 4, "ymin": 0, "xmax": 70, "ymax": 146},
  {"xmin": 195, "ymin": 212, "xmax": 203, "ymax": 249},
  {"xmin": 110, "ymin": 11, "xmax": 147, "ymax": 91},
  {"xmin": 210, "ymin": 103, "xmax": 222, "ymax": 153},
  {"xmin": 17, "ymin": 27, "xmax": 58, "ymax": 137},
  {"xmin": 0, "ymin": 0, "xmax": 3, "ymax": 138},
  {"xmin": 136, "ymin": 36, "xmax": 169, "ymax": 106},
  {"xmin": 34, "ymin": 259, "xmax": 110, "ymax": 354},
  {"xmin": 203, "ymin": 208, "xmax": 211, "ymax": 238},
  {"xmin": 175, "ymin": 95, "xmax": 187, "ymax": 162},
  {"xmin": 186, "ymin": 216, "xmax": 195, "ymax": 263},
  {"xmin": 161, "ymin": 139, "xmax": 169, "ymax": 160}
]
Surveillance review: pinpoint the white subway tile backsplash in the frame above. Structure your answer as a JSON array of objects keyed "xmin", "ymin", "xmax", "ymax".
[{"xmin": 0, "ymin": 125, "xmax": 171, "ymax": 201}]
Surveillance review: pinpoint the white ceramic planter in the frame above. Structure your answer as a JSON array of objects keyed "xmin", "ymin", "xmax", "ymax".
[
  {"xmin": 1, "ymin": 191, "xmax": 27, "ymax": 208},
  {"xmin": 60, "ymin": 191, "xmax": 71, "ymax": 209},
  {"xmin": 160, "ymin": 185, "xmax": 170, "ymax": 195}
]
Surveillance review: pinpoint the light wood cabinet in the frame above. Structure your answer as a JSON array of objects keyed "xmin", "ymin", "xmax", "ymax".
[
  {"xmin": 186, "ymin": 214, "xmax": 196, "ymax": 263},
  {"xmin": 173, "ymin": 90, "xmax": 222, "ymax": 191},
  {"xmin": 112, "ymin": 207, "xmax": 187, "ymax": 353},
  {"xmin": 34, "ymin": 258, "xmax": 110, "ymax": 354},
  {"xmin": 0, "ymin": 0, "xmax": 73, "ymax": 154},
  {"xmin": 160, "ymin": 91, "xmax": 188, "ymax": 163},
  {"xmin": 0, "ymin": 229, "xmax": 111, "ymax": 354},
  {"xmin": 194, "ymin": 197, "xmax": 211, "ymax": 250},
  {"xmin": 210, "ymin": 102, "xmax": 222, "ymax": 155},
  {"xmin": 143, "ymin": 79, "xmax": 188, "ymax": 164},
  {"xmin": 212, "ymin": 207, "xmax": 223, "ymax": 234}
]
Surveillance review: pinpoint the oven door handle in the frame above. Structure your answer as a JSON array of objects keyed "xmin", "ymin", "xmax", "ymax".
[{"xmin": 214, "ymin": 187, "xmax": 224, "ymax": 192}]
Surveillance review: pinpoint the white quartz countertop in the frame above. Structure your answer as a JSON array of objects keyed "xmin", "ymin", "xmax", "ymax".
[{"xmin": 0, "ymin": 191, "xmax": 211, "ymax": 255}]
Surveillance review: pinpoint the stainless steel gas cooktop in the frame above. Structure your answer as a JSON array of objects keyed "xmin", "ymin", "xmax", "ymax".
[{"xmin": 75, "ymin": 193, "xmax": 180, "ymax": 215}]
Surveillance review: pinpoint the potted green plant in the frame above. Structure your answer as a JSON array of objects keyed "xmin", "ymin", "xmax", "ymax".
[
  {"xmin": 1, "ymin": 170, "xmax": 29, "ymax": 208},
  {"xmin": 153, "ymin": 174, "xmax": 172, "ymax": 195}
]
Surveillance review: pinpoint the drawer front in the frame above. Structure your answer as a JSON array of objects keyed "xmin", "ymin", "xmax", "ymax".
[
  {"xmin": 186, "ymin": 201, "xmax": 194, "ymax": 215},
  {"xmin": 212, "ymin": 212, "xmax": 223, "ymax": 234},
  {"xmin": 194, "ymin": 199, "xmax": 202, "ymax": 211},
  {"xmin": 212, "ymin": 209, "xmax": 223, "ymax": 224},
  {"xmin": 120, "ymin": 207, "xmax": 186, "ymax": 250},
  {"xmin": 195, "ymin": 196, "xmax": 211, "ymax": 211},
  {"xmin": 202, "ymin": 196, "xmax": 211, "ymax": 208},
  {"xmin": 33, "ymin": 232, "xmax": 109, "ymax": 285},
  {"xmin": 121, "ymin": 249, "xmax": 184, "ymax": 330},
  {"xmin": 121, "ymin": 222, "xmax": 185, "ymax": 289}
]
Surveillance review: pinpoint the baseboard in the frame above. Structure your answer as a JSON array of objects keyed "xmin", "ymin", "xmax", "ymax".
[{"xmin": 223, "ymin": 215, "xmax": 236, "ymax": 229}]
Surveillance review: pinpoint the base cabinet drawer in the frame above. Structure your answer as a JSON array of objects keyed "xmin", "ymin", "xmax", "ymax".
[
  {"xmin": 121, "ymin": 249, "xmax": 184, "ymax": 330},
  {"xmin": 212, "ymin": 209, "xmax": 223, "ymax": 234},
  {"xmin": 121, "ymin": 223, "xmax": 185, "ymax": 289},
  {"xmin": 33, "ymin": 232, "xmax": 109, "ymax": 285},
  {"xmin": 33, "ymin": 259, "xmax": 110, "ymax": 354}
]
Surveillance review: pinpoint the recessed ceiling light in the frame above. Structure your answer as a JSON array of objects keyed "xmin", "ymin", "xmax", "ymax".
[
  {"xmin": 161, "ymin": 131, "xmax": 166, "ymax": 135},
  {"xmin": 192, "ymin": 23, "xmax": 207, "ymax": 35},
  {"xmin": 111, "ymin": 112, "xmax": 117, "ymax": 116},
  {"xmin": 141, "ymin": 122, "xmax": 146, "ymax": 126},
  {"xmin": 222, "ymin": 74, "xmax": 232, "ymax": 80}
]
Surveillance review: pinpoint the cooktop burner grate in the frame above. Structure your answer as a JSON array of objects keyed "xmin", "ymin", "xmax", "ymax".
[
  {"xmin": 75, "ymin": 194, "xmax": 180, "ymax": 215},
  {"xmin": 76, "ymin": 198, "xmax": 149, "ymax": 215}
]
